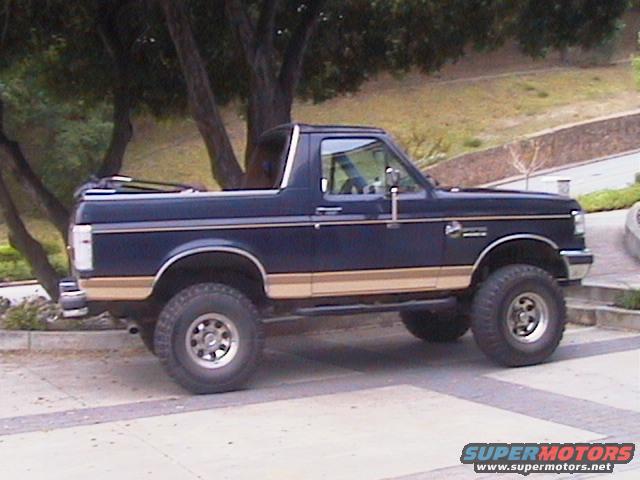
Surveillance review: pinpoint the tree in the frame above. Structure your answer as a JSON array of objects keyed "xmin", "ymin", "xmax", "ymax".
[
  {"xmin": 0, "ymin": 0, "xmax": 631, "ymax": 294},
  {"xmin": 159, "ymin": 0, "xmax": 630, "ymax": 188}
]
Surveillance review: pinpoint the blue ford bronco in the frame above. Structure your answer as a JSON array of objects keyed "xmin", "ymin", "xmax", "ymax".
[{"xmin": 60, "ymin": 124, "xmax": 593, "ymax": 393}]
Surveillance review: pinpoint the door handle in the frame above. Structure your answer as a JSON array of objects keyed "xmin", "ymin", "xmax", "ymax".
[{"xmin": 315, "ymin": 206, "xmax": 343, "ymax": 215}]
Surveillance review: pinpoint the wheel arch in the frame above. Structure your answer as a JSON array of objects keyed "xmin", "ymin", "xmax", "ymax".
[
  {"xmin": 152, "ymin": 245, "xmax": 268, "ymax": 304},
  {"xmin": 471, "ymin": 235, "xmax": 568, "ymax": 286}
]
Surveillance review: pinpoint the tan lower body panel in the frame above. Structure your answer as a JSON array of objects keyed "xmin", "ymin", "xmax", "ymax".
[
  {"xmin": 80, "ymin": 266, "xmax": 473, "ymax": 301},
  {"xmin": 80, "ymin": 277, "xmax": 154, "ymax": 301},
  {"xmin": 267, "ymin": 266, "xmax": 473, "ymax": 299}
]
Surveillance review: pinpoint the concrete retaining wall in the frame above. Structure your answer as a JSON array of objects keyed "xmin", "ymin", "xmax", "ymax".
[
  {"xmin": 624, "ymin": 202, "xmax": 640, "ymax": 262},
  {"xmin": 426, "ymin": 109, "xmax": 640, "ymax": 187}
]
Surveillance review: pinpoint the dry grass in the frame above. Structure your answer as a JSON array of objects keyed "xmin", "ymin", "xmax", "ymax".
[
  {"xmin": 2, "ymin": 63, "xmax": 639, "ymax": 255},
  {"xmin": 121, "ymin": 63, "xmax": 639, "ymax": 187}
]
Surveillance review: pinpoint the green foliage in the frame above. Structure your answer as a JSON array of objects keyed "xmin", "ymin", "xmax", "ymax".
[
  {"xmin": 396, "ymin": 130, "xmax": 450, "ymax": 168},
  {"xmin": 0, "ymin": 259, "xmax": 33, "ymax": 282},
  {"xmin": 0, "ymin": 243, "xmax": 67, "ymax": 282},
  {"xmin": 577, "ymin": 183, "xmax": 640, "ymax": 213},
  {"xmin": 2, "ymin": 301, "xmax": 46, "ymax": 331},
  {"xmin": 463, "ymin": 137, "xmax": 483, "ymax": 149},
  {"xmin": 0, "ymin": 245, "xmax": 23, "ymax": 263},
  {"xmin": 615, "ymin": 290, "xmax": 640, "ymax": 310},
  {"xmin": 0, "ymin": 51, "xmax": 112, "ymax": 206}
]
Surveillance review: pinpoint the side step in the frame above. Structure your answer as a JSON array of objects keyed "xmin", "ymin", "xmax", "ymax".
[{"xmin": 293, "ymin": 297, "xmax": 457, "ymax": 317}]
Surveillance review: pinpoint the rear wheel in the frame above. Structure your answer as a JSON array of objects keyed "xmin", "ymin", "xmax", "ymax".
[
  {"xmin": 470, "ymin": 264, "xmax": 566, "ymax": 367},
  {"xmin": 155, "ymin": 283, "xmax": 264, "ymax": 394},
  {"xmin": 400, "ymin": 310, "xmax": 470, "ymax": 342}
]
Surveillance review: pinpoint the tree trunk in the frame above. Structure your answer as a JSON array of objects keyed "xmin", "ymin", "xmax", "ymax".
[
  {"xmin": 228, "ymin": 0, "xmax": 325, "ymax": 187},
  {"xmin": 0, "ymin": 171, "xmax": 60, "ymax": 300},
  {"xmin": 160, "ymin": 0, "xmax": 244, "ymax": 188},
  {"xmin": 243, "ymin": 79, "xmax": 292, "ymax": 188},
  {"xmin": 96, "ymin": 2, "xmax": 136, "ymax": 178},
  {"xmin": 0, "ymin": 99, "xmax": 69, "ymax": 237},
  {"xmin": 97, "ymin": 84, "xmax": 133, "ymax": 177}
]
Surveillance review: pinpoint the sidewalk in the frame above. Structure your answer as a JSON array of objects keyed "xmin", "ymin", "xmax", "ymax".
[{"xmin": 0, "ymin": 324, "xmax": 638, "ymax": 479}]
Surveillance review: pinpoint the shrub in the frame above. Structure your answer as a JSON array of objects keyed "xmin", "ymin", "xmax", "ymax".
[
  {"xmin": 396, "ymin": 130, "xmax": 450, "ymax": 168},
  {"xmin": 0, "ymin": 245, "xmax": 22, "ymax": 263},
  {"xmin": 577, "ymin": 183, "xmax": 640, "ymax": 213},
  {"xmin": 0, "ymin": 259, "xmax": 33, "ymax": 282},
  {"xmin": 615, "ymin": 290, "xmax": 640, "ymax": 311},
  {"xmin": 2, "ymin": 300, "xmax": 46, "ymax": 330},
  {"xmin": 463, "ymin": 137, "xmax": 483, "ymax": 149}
]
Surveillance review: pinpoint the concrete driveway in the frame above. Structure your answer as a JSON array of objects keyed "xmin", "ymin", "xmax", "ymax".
[{"xmin": 0, "ymin": 324, "xmax": 638, "ymax": 479}]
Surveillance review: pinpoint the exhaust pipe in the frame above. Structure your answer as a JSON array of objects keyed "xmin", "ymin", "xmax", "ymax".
[{"xmin": 126, "ymin": 320, "xmax": 140, "ymax": 335}]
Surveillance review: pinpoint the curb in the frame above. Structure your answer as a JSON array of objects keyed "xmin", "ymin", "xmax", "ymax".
[
  {"xmin": 2, "ymin": 304, "xmax": 638, "ymax": 352},
  {"xmin": 624, "ymin": 202, "xmax": 640, "ymax": 262},
  {"xmin": 0, "ymin": 330, "xmax": 140, "ymax": 352},
  {"xmin": 0, "ymin": 314, "xmax": 403, "ymax": 352},
  {"xmin": 567, "ymin": 302, "xmax": 640, "ymax": 331}
]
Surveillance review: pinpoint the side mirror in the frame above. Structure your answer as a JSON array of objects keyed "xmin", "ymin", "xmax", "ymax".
[
  {"xmin": 385, "ymin": 167, "xmax": 400, "ymax": 226},
  {"xmin": 385, "ymin": 167, "xmax": 400, "ymax": 189}
]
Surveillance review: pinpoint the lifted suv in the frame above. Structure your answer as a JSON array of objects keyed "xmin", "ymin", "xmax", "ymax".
[{"xmin": 60, "ymin": 124, "xmax": 592, "ymax": 393}]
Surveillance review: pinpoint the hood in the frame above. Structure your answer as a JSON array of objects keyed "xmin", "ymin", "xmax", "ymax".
[{"xmin": 434, "ymin": 186, "xmax": 582, "ymax": 216}]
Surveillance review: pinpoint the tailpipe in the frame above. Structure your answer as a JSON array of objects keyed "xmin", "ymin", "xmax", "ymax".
[{"xmin": 126, "ymin": 320, "xmax": 140, "ymax": 335}]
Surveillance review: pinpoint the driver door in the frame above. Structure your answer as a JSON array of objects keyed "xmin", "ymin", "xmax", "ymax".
[{"xmin": 311, "ymin": 134, "xmax": 445, "ymax": 297}]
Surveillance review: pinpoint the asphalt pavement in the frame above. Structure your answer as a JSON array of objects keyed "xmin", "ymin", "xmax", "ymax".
[{"xmin": 489, "ymin": 150, "xmax": 640, "ymax": 196}]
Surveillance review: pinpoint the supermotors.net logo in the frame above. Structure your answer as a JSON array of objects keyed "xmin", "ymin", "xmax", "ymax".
[{"xmin": 460, "ymin": 443, "xmax": 635, "ymax": 475}]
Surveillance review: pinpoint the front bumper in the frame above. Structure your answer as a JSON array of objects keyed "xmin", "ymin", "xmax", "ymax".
[
  {"xmin": 59, "ymin": 278, "xmax": 88, "ymax": 318},
  {"xmin": 560, "ymin": 248, "xmax": 593, "ymax": 281}
]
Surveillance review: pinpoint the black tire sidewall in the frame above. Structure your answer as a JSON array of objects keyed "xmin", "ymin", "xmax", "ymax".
[
  {"xmin": 471, "ymin": 265, "xmax": 566, "ymax": 366},
  {"xmin": 157, "ymin": 284, "xmax": 263, "ymax": 393}
]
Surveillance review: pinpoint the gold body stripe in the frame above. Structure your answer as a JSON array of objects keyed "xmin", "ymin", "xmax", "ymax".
[{"xmin": 81, "ymin": 266, "xmax": 474, "ymax": 301}]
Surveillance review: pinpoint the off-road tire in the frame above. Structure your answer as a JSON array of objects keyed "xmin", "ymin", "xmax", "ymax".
[
  {"xmin": 400, "ymin": 310, "xmax": 470, "ymax": 342},
  {"xmin": 138, "ymin": 321, "xmax": 156, "ymax": 355},
  {"xmin": 471, "ymin": 264, "xmax": 566, "ymax": 367},
  {"xmin": 155, "ymin": 283, "xmax": 264, "ymax": 394}
]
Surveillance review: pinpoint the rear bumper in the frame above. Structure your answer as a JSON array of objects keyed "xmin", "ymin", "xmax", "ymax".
[
  {"xmin": 59, "ymin": 278, "xmax": 88, "ymax": 318},
  {"xmin": 560, "ymin": 249, "xmax": 593, "ymax": 281}
]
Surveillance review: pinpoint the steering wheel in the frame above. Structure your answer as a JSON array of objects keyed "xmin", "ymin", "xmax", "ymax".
[{"xmin": 338, "ymin": 178, "xmax": 363, "ymax": 195}]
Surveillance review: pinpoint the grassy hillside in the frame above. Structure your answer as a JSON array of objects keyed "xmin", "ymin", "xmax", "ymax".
[
  {"xmin": 122, "ymin": 63, "xmax": 639, "ymax": 189},
  {"xmin": 1, "ymin": 62, "xmax": 639, "ymax": 260}
]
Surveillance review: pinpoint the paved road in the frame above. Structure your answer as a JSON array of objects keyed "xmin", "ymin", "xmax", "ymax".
[
  {"xmin": 585, "ymin": 209, "xmax": 640, "ymax": 287},
  {"xmin": 0, "ymin": 324, "xmax": 638, "ymax": 479},
  {"xmin": 490, "ymin": 150, "xmax": 640, "ymax": 196}
]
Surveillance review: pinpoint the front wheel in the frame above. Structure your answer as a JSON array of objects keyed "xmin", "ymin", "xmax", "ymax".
[
  {"xmin": 471, "ymin": 264, "xmax": 566, "ymax": 367},
  {"xmin": 155, "ymin": 283, "xmax": 264, "ymax": 394}
]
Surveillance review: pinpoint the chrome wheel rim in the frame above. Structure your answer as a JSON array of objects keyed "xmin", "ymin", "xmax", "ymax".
[
  {"xmin": 506, "ymin": 292, "xmax": 549, "ymax": 344},
  {"xmin": 185, "ymin": 314, "xmax": 239, "ymax": 369}
]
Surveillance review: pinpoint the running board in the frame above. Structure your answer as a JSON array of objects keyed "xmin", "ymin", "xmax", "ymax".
[{"xmin": 293, "ymin": 297, "xmax": 457, "ymax": 317}]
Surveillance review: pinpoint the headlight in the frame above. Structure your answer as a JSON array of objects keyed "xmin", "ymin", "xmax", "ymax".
[
  {"xmin": 572, "ymin": 210, "xmax": 585, "ymax": 236},
  {"xmin": 71, "ymin": 224, "xmax": 93, "ymax": 271}
]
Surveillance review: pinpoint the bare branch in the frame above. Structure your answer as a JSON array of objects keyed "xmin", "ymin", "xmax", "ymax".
[{"xmin": 278, "ymin": 0, "xmax": 326, "ymax": 94}]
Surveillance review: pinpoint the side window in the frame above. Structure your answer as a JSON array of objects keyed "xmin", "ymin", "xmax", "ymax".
[{"xmin": 321, "ymin": 138, "xmax": 422, "ymax": 195}]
